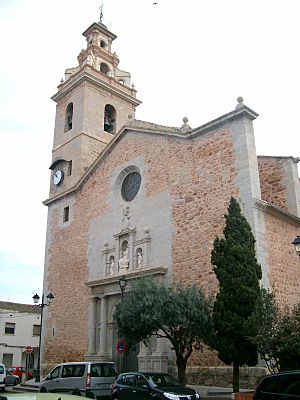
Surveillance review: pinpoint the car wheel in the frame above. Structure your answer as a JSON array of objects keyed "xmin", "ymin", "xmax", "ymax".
[{"xmin": 40, "ymin": 387, "xmax": 47, "ymax": 393}]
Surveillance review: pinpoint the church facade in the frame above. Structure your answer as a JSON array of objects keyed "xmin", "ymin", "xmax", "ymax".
[{"xmin": 42, "ymin": 19, "xmax": 300, "ymax": 379}]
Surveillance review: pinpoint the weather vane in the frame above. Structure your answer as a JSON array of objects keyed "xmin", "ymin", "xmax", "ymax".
[{"xmin": 99, "ymin": 3, "xmax": 103, "ymax": 23}]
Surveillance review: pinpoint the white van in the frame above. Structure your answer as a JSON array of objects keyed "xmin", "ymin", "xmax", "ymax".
[
  {"xmin": 0, "ymin": 363, "xmax": 6, "ymax": 392},
  {"xmin": 39, "ymin": 361, "xmax": 116, "ymax": 399}
]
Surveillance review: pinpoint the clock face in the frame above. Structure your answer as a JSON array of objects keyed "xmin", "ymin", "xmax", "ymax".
[
  {"xmin": 121, "ymin": 172, "xmax": 141, "ymax": 202},
  {"xmin": 53, "ymin": 170, "xmax": 64, "ymax": 185}
]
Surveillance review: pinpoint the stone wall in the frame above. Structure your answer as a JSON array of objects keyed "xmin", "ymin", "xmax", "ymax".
[
  {"xmin": 171, "ymin": 366, "xmax": 267, "ymax": 390},
  {"xmin": 263, "ymin": 211, "xmax": 300, "ymax": 308},
  {"xmin": 43, "ymin": 194, "xmax": 90, "ymax": 375},
  {"xmin": 258, "ymin": 156, "xmax": 300, "ymax": 217},
  {"xmin": 170, "ymin": 127, "xmax": 239, "ymax": 291},
  {"xmin": 258, "ymin": 157, "xmax": 288, "ymax": 211}
]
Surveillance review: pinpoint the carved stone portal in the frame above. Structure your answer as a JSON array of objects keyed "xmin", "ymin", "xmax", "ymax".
[{"xmin": 101, "ymin": 207, "xmax": 151, "ymax": 276}]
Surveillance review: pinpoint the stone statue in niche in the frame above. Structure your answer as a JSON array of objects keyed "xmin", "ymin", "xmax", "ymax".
[
  {"xmin": 118, "ymin": 244, "xmax": 129, "ymax": 272},
  {"xmin": 122, "ymin": 206, "xmax": 131, "ymax": 230},
  {"xmin": 137, "ymin": 251, "xmax": 143, "ymax": 268},
  {"xmin": 110, "ymin": 258, "xmax": 115, "ymax": 275}
]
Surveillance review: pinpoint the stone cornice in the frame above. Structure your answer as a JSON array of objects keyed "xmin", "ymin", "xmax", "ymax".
[
  {"xmin": 86, "ymin": 265, "xmax": 168, "ymax": 288},
  {"xmin": 254, "ymin": 199, "xmax": 300, "ymax": 226},
  {"xmin": 82, "ymin": 22, "xmax": 117, "ymax": 41},
  {"xmin": 257, "ymin": 155, "xmax": 300, "ymax": 163},
  {"xmin": 190, "ymin": 105, "xmax": 259, "ymax": 138},
  {"xmin": 51, "ymin": 68, "xmax": 141, "ymax": 107}
]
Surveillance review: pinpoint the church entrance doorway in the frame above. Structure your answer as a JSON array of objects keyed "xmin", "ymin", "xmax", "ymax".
[{"xmin": 112, "ymin": 325, "xmax": 138, "ymax": 373}]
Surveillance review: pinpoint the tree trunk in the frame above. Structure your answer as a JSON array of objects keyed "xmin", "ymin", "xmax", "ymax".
[
  {"xmin": 233, "ymin": 361, "xmax": 240, "ymax": 393},
  {"xmin": 176, "ymin": 353, "xmax": 187, "ymax": 386}
]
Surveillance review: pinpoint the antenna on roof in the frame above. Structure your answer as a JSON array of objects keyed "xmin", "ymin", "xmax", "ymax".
[{"xmin": 99, "ymin": 3, "xmax": 104, "ymax": 23}]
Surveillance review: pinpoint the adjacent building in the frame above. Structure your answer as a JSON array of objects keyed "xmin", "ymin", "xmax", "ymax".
[
  {"xmin": 41, "ymin": 16, "xmax": 300, "ymax": 382},
  {"xmin": 0, "ymin": 301, "xmax": 41, "ymax": 368}
]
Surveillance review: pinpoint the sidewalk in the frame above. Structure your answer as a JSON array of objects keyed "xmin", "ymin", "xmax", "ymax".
[
  {"xmin": 13, "ymin": 379, "xmax": 252, "ymax": 399},
  {"xmin": 8, "ymin": 379, "xmax": 39, "ymax": 393}
]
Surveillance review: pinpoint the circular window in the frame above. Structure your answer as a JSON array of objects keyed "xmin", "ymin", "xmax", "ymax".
[{"xmin": 121, "ymin": 172, "xmax": 141, "ymax": 202}]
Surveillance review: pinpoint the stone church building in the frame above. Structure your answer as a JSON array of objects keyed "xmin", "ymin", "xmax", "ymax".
[{"xmin": 42, "ymin": 18, "xmax": 300, "ymax": 380}]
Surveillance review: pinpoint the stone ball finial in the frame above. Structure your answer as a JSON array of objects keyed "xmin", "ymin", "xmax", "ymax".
[
  {"xmin": 103, "ymin": 240, "xmax": 109, "ymax": 248},
  {"xmin": 236, "ymin": 96, "xmax": 244, "ymax": 109},
  {"xmin": 180, "ymin": 117, "xmax": 191, "ymax": 134}
]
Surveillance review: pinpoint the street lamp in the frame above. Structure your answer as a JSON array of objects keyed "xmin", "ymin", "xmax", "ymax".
[
  {"xmin": 118, "ymin": 276, "xmax": 128, "ymax": 299},
  {"xmin": 292, "ymin": 235, "xmax": 300, "ymax": 259},
  {"xmin": 32, "ymin": 292, "xmax": 54, "ymax": 382}
]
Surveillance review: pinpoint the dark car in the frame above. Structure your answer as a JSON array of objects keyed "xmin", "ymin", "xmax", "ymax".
[
  {"xmin": 111, "ymin": 372, "xmax": 200, "ymax": 400},
  {"xmin": 253, "ymin": 370, "xmax": 300, "ymax": 399},
  {"xmin": 5, "ymin": 370, "xmax": 20, "ymax": 386}
]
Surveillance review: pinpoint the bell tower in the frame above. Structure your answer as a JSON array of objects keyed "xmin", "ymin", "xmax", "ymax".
[{"xmin": 49, "ymin": 17, "xmax": 141, "ymax": 194}]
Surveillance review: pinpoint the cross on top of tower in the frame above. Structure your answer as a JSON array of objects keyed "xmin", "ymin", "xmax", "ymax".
[{"xmin": 99, "ymin": 3, "xmax": 104, "ymax": 23}]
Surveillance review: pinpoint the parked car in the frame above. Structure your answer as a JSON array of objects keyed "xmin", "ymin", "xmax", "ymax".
[
  {"xmin": 111, "ymin": 371, "xmax": 200, "ymax": 400},
  {"xmin": 39, "ymin": 361, "xmax": 116, "ymax": 399},
  {"xmin": 7, "ymin": 366, "xmax": 33, "ymax": 381},
  {"xmin": 253, "ymin": 370, "xmax": 300, "ymax": 399},
  {"xmin": 0, "ymin": 363, "xmax": 6, "ymax": 392},
  {"xmin": 5, "ymin": 370, "xmax": 20, "ymax": 386}
]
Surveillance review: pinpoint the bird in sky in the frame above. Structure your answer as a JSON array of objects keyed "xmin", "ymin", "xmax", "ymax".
[{"xmin": 153, "ymin": 2, "xmax": 158, "ymax": 4}]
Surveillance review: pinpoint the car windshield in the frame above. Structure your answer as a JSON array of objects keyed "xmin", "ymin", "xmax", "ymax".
[{"xmin": 146, "ymin": 374, "xmax": 180, "ymax": 387}]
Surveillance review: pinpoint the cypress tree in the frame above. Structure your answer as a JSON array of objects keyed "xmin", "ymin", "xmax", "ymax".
[{"xmin": 211, "ymin": 197, "xmax": 262, "ymax": 392}]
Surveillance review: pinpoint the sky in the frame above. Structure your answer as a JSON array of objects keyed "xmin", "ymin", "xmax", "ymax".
[{"xmin": 0, "ymin": 0, "xmax": 299, "ymax": 304}]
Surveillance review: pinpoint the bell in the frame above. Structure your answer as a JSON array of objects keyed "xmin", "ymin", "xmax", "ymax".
[
  {"xmin": 67, "ymin": 114, "xmax": 73, "ymax": 129},
  {"xmin": 104, "ymin": 114, "xmax": 112, "ymax": 132},
  {"xmin": 104, "ymin": 116, "xmax": 110, "ymax": 127}
]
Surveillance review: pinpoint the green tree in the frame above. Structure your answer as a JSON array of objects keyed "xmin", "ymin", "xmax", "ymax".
[
  {"xmin": 277, "ymin": 302, "xmax": 300, "ymax": 370},
  {"xmin": 114, "ymin": 277, "xmax": 212, "ymax": 385},
  {"xmin": 252, "ymin": 288, "xmax": 280, "ymax": 373},
  {"xmin": 211, "ymin": 197, "xmax": 262, "ymax": 392},
  {"xmin": 255, "ymin": 291, "xmax": 300, "ymax": 372}
]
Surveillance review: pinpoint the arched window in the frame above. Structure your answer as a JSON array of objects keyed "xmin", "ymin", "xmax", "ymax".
[
  {"xmin": 65, "ymin": 103, "xmax": 73, "ymax": 132},
  {"xmin": 100, "ymin": 63, "xmax": 110, "ymax": 75},
  {"xmin": 104, "ymin": 104, "xmax": 116, "ymax": 134},
  {"xmin": 100, "ymin": 40, "xmax": 107, "ymax": 48}
]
